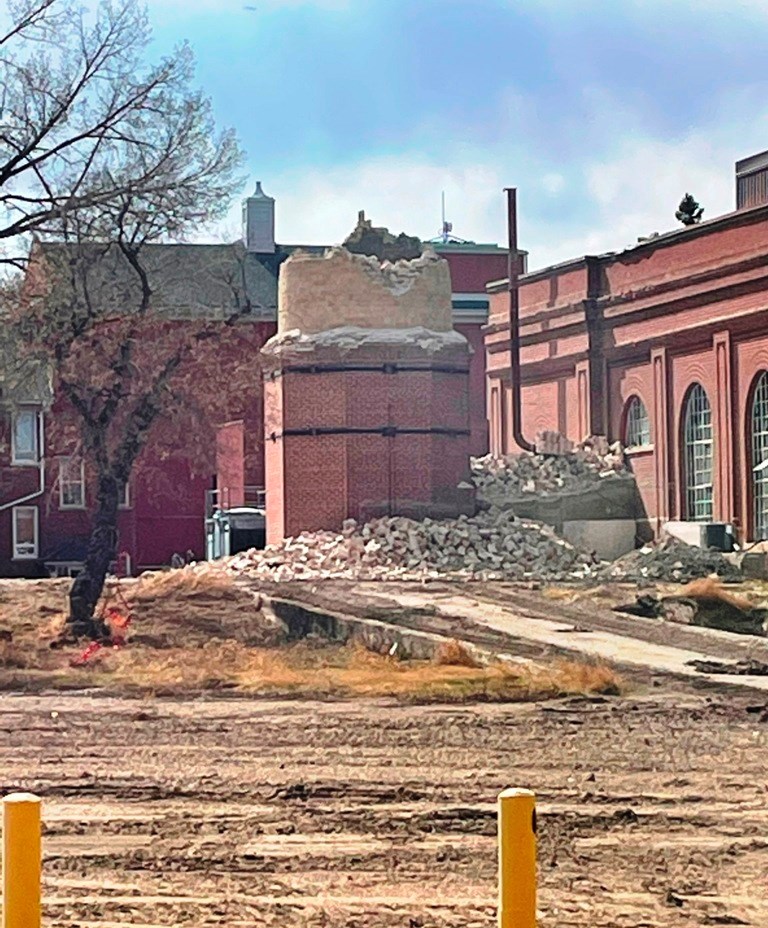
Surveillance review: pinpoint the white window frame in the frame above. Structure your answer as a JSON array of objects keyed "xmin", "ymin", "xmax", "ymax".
[
  {"xmin": 751, "ymin": 371, "xmax": 768, "ymax": 540},
  {"xmin": 118, "ymin": 480, "xmax": 131, "ymax": 510},
  {"xmin": 11, "ymin": 407, "xmax": 40, "ymax": 466},
  {"xmin": 12, "ymin": 506, "xmax": 39, "ymax": 560},
  {"xmin": 683, "ymin": 383, "xmax": 714, "ymax": 523},
  {"xmin": 59, "ymin": 457, "xmax": 86, "ymax": 510},
  {"xmin": 624, "ymin": 396, "xmax": 652, "ymax": 450}
]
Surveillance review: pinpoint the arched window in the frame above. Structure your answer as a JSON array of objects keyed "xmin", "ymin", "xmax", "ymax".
[
  {"xmin": 624, "ymin": 396, "xmax": 651, "ymax": 448},
  {"xmin": 682, "ymin": 383, "xmax": 713, "ymax": 522},
  {"xmin": 751, "ymin": 371, "xmax": 768, "ymax": 539}
]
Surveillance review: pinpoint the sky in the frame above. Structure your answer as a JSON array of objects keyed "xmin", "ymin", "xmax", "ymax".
[{"xmin": 144, "ymin": 0, "xmax": 768, "ymax": 270}]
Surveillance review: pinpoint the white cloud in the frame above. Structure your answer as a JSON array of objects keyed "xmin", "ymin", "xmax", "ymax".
[
  {"xmin": 541, "ymin": 173, "xmax": 565, "ymax": 196},
  {"xmin": 204, "ymin": 86, "xmax": 768, "ymax": 273}
]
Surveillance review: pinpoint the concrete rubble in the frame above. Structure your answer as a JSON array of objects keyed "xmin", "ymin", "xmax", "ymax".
[
  {"xmin": 224, "ymin": 441, "xmax": 741, "ymax": 585},
  {"xmin": 471, "ymin": 436, "xmax": 630, "ymax": 506},
  {"xmin": 599, "ymin": 537, "xmax": 741, "ymax": 584},
  {"xmin": 226, "ymin": 507, "xmax": 599, "ymax": 583}
]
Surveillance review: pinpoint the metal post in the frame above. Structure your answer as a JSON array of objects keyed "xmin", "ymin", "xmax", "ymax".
[
  {"xmin": 3, "ymin": 793, "xmax": 41, "ymax": 928},
  {"xmin": 505, "ymin": 187, "xmax": 535, "ymax": 453},
  {"xmin": 498, "ymin": 788, "xmax": 537, "ymax": 928}
]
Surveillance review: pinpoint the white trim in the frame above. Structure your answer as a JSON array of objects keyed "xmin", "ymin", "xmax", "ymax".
[
  {"xmin": 59, "ymin": 457, "xmax": 86, "ymax": 509},
  {"xmin": 118, "ymin": 481, "xmax": 131, "ymax": 510},
  {"xmin": 11, "ymin": 408, "xmax": 40, "ymax": 466},
  {"xmin": 452, "ymin": 309, "xmax": 490, "ymax": 324},
  {"xmin": 12, "ymin": 506, "xmax": 39, "ymax": 560},
  {"xmin": 452, "ymin": 291, "xmax": 491, "ymax": 301}
]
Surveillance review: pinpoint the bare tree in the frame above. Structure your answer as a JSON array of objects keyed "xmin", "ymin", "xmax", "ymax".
[
  {"xmin": 3, "ymin": 0, "xmax": 251, "ymax": 637},
  {"xmin": 0, "ymin": 0, "xmax": 241, "ymax": 267}
]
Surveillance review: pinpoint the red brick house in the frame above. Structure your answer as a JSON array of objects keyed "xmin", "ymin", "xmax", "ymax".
[
  {"xmin": 0, "ymin": 186, "xmax": 510, "ymax": 576},
  {"xmin": 486, "ymin": 152, "xmax": 768, "ymax": 543}
]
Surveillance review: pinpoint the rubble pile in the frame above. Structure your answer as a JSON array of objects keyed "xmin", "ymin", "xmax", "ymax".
[
  {"xmin": 599, "ymin": 538, "xmax": 741, "ymax": 584},
  {"xmin": 471, "ymin": 437, "xmax": 630, "ymax": 506},
  {"xmin": 227, "ymin": 508, "xmax": 598, "ymax": 583}
]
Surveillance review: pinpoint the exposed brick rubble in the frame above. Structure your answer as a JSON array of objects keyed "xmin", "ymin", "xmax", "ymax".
[
  {"xmin": 342, "ymin": 210, "xmax": 423, "ymax": 263},
  {"xmin": 471, "ymin": 436, "xmax": 630, "ymax": 505},
  {"xmin": 227, "ymin": 508, "xmax": 598, "ymax": 582},
  {"xmin": 599, "ymin": 538, "xmax": 741, "ymax": 584}
]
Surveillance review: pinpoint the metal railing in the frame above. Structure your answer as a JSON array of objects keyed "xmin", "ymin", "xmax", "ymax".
[{"xmin": 206, "ymin": 486, "xmax": 266, "ymax": 519}]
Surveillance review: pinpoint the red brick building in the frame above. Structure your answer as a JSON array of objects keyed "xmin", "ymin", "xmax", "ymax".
[
  {"xmin": 0, "ymin": 187, "xmax": 510, "ymax": 575},
  {"xmin": 486, "ymin": 153, "xmax": 768, "ymax": 543}
]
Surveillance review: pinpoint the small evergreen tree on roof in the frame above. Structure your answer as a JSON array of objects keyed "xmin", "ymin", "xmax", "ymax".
[{"xmin": 676, "ymin": 193, "xmax": 704, "ymax": 226}]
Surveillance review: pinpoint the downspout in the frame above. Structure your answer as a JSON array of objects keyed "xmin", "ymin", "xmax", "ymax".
[
  {"xmin": 505, "ymin": 187, "xmax": 535, "ymax": 453},
  {"xmin": 0, "ymin": 410, "xmax": 46, "ymax": 512}
]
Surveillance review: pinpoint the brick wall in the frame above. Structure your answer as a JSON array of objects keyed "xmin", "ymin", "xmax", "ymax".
[
  {"xmin": 264, "ymin": 351, "xmax": 471, "ymax": 544},
  {"xmin": 485, "ymin": 204, "xmax": 768, "ymax": 541}
]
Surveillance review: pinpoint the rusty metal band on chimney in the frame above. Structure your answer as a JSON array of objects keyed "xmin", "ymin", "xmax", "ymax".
[{"xmin": 505, "ymin": 187, "xmax": 535, "ymax": 453}]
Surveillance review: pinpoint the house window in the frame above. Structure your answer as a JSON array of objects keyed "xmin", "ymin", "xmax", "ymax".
[
  {"xmin": 12, "ymin": 506, "xmax": 38, "ymax": 559},
  {"xmin": 751, "ymin": 371, "xmax": 768, "ymax": 540},
  {"xmin": 59, "ymin": 458, "xmax": 85, "ymax": 509},
  {"xmin": 118, "ymin": 481, "xmax": 131, "ymax": 509},
  {"xmin": 624, "ymin": 396, "xmax": 651, "ymax": 448},
  {"xmin": 682, "ymin": 383, "xmax": 714, "ymax": 522},
  {"xmin": 11, "ymin": 408, "xmax": 40, "ymax": 464}
]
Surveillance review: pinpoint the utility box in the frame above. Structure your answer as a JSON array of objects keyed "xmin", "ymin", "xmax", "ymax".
[{"xmin": 663, "ymin": 521, "xmax": 736, "ymax": 552}]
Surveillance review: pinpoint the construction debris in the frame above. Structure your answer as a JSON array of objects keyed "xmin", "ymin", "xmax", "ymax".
[
  {"xmin": 471, "ymin": 437, "xmax": 630, "ymax": 506},
  {"xmin": 688, "ymin": 658, "xmax": 768, "ymax": 676},
  {"xmin": 614, "ymin": 579, "xmax": 767, "ymax": 636},
  {"xmin": 227, "ymin": 508, "xmax": 599, "ymax": 583},
  {"xmin": 600, "ymin": 537, "xmax": 741, "ymax": 584}
]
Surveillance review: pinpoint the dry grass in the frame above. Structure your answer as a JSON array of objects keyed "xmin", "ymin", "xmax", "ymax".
[
  {"xmin": 128, "ymin": 567, "xmax": 238, "ymax": 603},
  {"xmin": 541, "ymin": 584, "xmax": 617, "ymax": 605},
  {"xmin": 77, "ymin": 639, "xmax": 623, "ymax": 702},
  {"xmin": 681, "ymin": 578, "xmax": 755, "ymax": 612},
  {"xmin": 0, "ymin": 575, "xmax": 624, "ymax": 702},
  {"xmin": 433, "ymin": 638, "xmax": 481, "ymax": 668}
]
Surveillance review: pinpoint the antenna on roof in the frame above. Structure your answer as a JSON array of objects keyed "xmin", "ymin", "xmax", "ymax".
[
  {"xmin": 426, "ymin": 190, "xmax": 469, "ymax": 245},
  {"xmin": 440, "ymin": 191, "xmax": 453, "ymax": 242}
]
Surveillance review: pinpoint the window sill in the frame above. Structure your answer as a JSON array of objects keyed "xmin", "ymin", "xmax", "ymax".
[
  {"xmin": 11, "ymin": 459, "xmax": 40, "ymax": 467},
  {"xmin": 626, "ymin": 444, "xmax": 655, "ymax": 456},
  {"xmin": 13, "ymin": 554, "xmax": 39, "ymax": 561},
  {"xmin": 59, "ymin": 504, "xmax": 86, "ymax": 511}
]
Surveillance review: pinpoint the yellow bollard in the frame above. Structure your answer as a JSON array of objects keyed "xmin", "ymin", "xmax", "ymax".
[
  {"xmin": 2, "ymin": 793, "xmax": 41, "ymax": 928},
  {"xmin": 498, "ymin": 788, "xmax": 536, "ymax": 928}
]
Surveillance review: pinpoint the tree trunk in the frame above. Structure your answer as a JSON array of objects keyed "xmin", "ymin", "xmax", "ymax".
[{"xmin": 67, "ymin": 474, "xmax": 120, "ymax": 639}]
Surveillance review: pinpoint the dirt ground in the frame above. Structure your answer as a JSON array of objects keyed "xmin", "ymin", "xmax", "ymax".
[
  {"xmin": 1, "ymin": 575, "xmax": 768, "ymax": 927},
  {"xmin": 0, "ymin": 690, "xmax": 766, "ymax": 928}
]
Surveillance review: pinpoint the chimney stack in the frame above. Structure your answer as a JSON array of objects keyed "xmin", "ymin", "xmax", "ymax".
[{"xmin": 242, "ymin": 181, "xmax": 275, "ymax": 253}]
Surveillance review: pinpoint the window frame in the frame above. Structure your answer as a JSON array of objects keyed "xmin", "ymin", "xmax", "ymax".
[
  {"xmin": 682, "ymin": 383, "xmax": 714, "ymax": 523},
  {"xmin": 58, "ymin": 457, "xmax": 86, "ymax": 510},
  {"xmin": 11, "ymin": 407, "xmax": 40, "ymax": 466},
  {"xmin": 12, "ymin": 506, "xmax": 39, "ymax": 560},
  {"xmin": 623, "ymin": 395, "xmax": 652, "ymax": 450},
  {"xmin": 750, "ymin": 370, "xmax": 768, "ymax": 540},
  {"xmin": 118, "ymin": 480, "xmax": 131, "ymax": 510}
]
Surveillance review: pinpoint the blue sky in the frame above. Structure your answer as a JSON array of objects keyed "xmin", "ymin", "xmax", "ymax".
[{"xmin": 146, "ymin": 0, "xmax": 768, "ymax": 269}]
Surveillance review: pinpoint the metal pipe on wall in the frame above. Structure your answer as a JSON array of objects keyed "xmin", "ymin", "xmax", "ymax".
[{"xmin": 505, "ymin": 188, "xmax": 535, "ymax": 453}]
